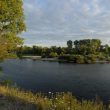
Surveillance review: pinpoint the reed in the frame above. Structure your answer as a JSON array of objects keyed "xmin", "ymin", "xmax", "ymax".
[{"xmin": 0, "ymin": 86, "xmax": 106, "ymax": 110}]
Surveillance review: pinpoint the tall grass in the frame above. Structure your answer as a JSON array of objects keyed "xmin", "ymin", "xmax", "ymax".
[{"xmin": 0, "ymin": 86, "xmax": 107, "ymax": 110}]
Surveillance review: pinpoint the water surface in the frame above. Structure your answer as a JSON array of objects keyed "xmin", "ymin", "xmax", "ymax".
[{"xmin": 0, "ymin": 59, "xmax": 110, "ymax": 103}]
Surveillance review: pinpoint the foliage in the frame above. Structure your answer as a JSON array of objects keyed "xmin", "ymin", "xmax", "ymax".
[
  {"xmin": 67, "ymin": 40, "xmax": 73, "ymax": 49},
  {"xmin": 0, "ymin": 0, "xmax": 25, "ymax": 60},
  {"xmin": 74, "ymin": 39, "xmax": 101, "ymax": 55},
  {"xmin": 49, "ymin": 52, "xmax": 58, "ymax": 58},
  {"xmin": 59, "ymin": 54, "xmax": 76, "ymax": 62},
  {"xmin": 85, "ymin": 54, "xmax": 97, "ymax": 63},
  {"xmin": 0, "ymin": 86, "xmax": 106, "ymax": 110},
  {"xmin": 76, "ymin": 55, "xmax": 85, "ymax": 64},
  {"xmin": 59, "ymin": 54, "xmax": 97, "ymax": 64},
  {"xmin": 107, "ymin": 57, "xmax": 110, "ymax": 62},
  {"xmin": 16, "ymin": 39, "xmax": 110, "ymax": 63},
  {"xmin": 1, "ymin": 79, "xmax": 12, "ymax": 86},
  {"xmin": 67, "ymin": 40, "xmax": 73, "ymax": 54},
  {"xmin": 17, "ymin": 46, "xmax": 67, "ymax": 58},
  {"xmin": 98, "ymin": 54, "xmax": 106, "ymax": 61}
]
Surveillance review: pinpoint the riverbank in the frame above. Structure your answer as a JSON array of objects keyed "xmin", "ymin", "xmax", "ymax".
[
  {"xmin": 22, "ymin": 56, "xmax": 42, "ymax": 60},
  {"xmin": 21, "ymin": 55, "xmax": 110, "ymax": 64},
  {"xmin": 0, "ymin": 86, "xmax": 106, "ymax": 110}
]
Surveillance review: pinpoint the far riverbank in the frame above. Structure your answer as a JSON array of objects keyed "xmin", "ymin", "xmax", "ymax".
[{"xmin": 21, "ymin": 55, "xmax": 110, "ymax": 64}]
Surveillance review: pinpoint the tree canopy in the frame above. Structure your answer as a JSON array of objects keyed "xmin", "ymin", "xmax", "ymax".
[
  {"xmin": 67, "ymin": 40, "xmax": 73, "ymax": 50},
  {"xmin": 74, "ymin": 39, "xmax": 101, "ymax": 55},
  {"xmin": 0, "ymin": 0, "xmax": 25, "ymax": 60}
]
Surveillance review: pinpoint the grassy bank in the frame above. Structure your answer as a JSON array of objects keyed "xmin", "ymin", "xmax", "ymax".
[{"xmin": 0, "ymin": 86, "xmax": 107, "ymax": 110}]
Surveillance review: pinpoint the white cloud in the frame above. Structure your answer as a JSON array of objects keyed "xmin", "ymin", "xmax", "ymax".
[
  {"xmin": 21, "ymin": 0, "xmax": 110, "ymax": 46},
  {"xmin": 92, "ymin": 0, "xmax": 101, "ymax": 15}
]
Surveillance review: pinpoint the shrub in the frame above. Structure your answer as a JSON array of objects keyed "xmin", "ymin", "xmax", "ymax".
[
  {"xmin": 76, "ymin": 55, "xmax": 85, "ymax": 64},
  {"xmin": 58, "ymin": 54, "xmax": 76, "ymax": 62},
  {"xmin": 85, "ymin": 54, "xmax": 97, "ymax": 63},
  {"xmin": 106, "ymin": 57, "xmax": 110, "ymax": 62},
  {"xmin": 41, "ymin": 53, "xmax": 46, "ymax": 58},
  {"xmin": 98, "ymin": 55, "xmax": 105, "ymax": 61},
  {"xmin": 49, "ymin": 52, "xmax": 58, "ymax": 58}
]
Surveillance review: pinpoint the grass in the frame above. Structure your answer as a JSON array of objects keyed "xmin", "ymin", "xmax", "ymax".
[{"xmin": 0, "ymin": 86, "xmax": 107, "ymax": 110}]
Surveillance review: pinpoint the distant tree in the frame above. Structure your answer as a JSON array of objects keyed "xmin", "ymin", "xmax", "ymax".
[
  {"xmin": 49, "ymin": 52, "xmax": 58, "ymax": 58},
  {"xmin": 67, "ymin": 40, "xmax": 73, "ymax": 49},
  {"xmin": 0, "ymin": 0, "xmax": 26, "ymax": 60},
  {"xmin": 103, "ymin": 44, "xmax": 109, "ymax": 55},
  {"xmin": 85, "ymin": 54, "xmax": 97, "ymax": 63},
  {"xmin": 32, "ymin": 46, "xmax": 37, "ymax": 55},
  {"xmin": 67, "ymin": 40, "xmax": 73, "ymax": 54},
  {"xmin": 74, "ymin": 39, "xmax": 101, "ymax": 55},
  {"xmin": 76, "ymin": 55, "xmax": 85, "ymax": 64},
  {"xmin": 42, "ymin": 47, "xmax": 49, "ymax": 58},
  {"xmin": 56, "ymin": 47, "xmax": 62, "ymax": 55}
]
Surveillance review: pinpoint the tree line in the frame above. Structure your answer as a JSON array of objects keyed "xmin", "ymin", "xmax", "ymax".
[{"xmin": 16, "ymin": 39, "xmax": 110, "ymax": 63}]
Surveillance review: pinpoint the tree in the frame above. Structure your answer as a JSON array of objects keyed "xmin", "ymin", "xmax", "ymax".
[
  {"xmin": 103, "ymin": 44, "xmax": 109, "ymax": 55},
  {"xmin": 76, "ymin": 55, "xmax": 85, "ymax": 64},
  {"xmin": 67, "ymin": 40, "xmax": 73, "ymax": 49},
  {"xmin": 74, "ymin": 39, "xmax": 101, "ymax": 55},
  {"xmin": 0, "ymin": 0, "xmax": 26, "ymax": 60},
  {"xmin": 49, "ymin": 52, "xmax": 58, "ymax": 58},
  {"xmin": 67, "ymin": 40, "xmax": 73, "ymax": 54}
]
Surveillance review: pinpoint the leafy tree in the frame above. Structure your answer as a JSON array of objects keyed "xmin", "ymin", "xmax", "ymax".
[
  {"xmin": 85, "ymin": 54, "xmax": 97, "ymax": 63},
  {"xmin": 59, "ymin": 54, "xmax": 75, "ymax": 62},
  {"xmin": 103, "ymin": 44, "xmax": 109, "ymax": 55},
  {"xmin": 67, "ymin": 40, "xmax": 73, "ymax": 54},
  {"xmin": 0, "ymin": 0, "xmax": 25, "ymax": 60},
  {"xmin": 50, "ymin": 46, "xmax": 57, "ymax": 53},
  {"xmin": 56, "ymin": 47, "xmax": 62, "ymax": 55},
  {"xmin": 74, "ymin": 39, "xmax": 101, "ymax": 55},
  {"xmin": 67, "ymin": 40, "xmax": 73, "ymax": 49},
  {"xmin": 49, "ymin": 52, "xmax": 58, "ymax": 58},
  {"xmin": 76, "ymin": 55, "xmax": 85, "ymax": 64}
]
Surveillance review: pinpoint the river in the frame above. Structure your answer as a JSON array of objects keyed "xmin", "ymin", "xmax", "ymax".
[{"xmin": 0, "ymin": 59, "xmax": 110, "ymax": 103}]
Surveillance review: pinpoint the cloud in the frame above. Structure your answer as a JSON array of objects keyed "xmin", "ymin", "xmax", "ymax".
[{"xmin": 21, "ymin": 0, "xmax": 110, "ymax": 46}]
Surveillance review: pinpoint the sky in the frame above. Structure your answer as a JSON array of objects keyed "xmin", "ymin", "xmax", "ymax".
[{"xmin": 21, "ymin": 0, "xmax": 110, "ymax": 47}]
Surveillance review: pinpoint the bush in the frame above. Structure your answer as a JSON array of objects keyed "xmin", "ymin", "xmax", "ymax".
[
  {"xmin": 58, "ymin": 54, "xmax": 76, "ymax": 62},
  {"xmin": 98, "ymin": 55, "xmax": 105, "ymax": 61},
  {"xmin": 41, "ymin": 53, "xmax": 47, "ymax": 58},
  {"xmin": 85, "ymin": 54, "xmax": 97, "ymax": 63},
  {"xmin": 59, "ymin": 54, "xmax": 85, "ymax": 63},
  {"xmin": 106, "ymin": 57, "xmax": 110, "ymax": 62},
  {"xmin": 76, "ymin": 55, "xmax": 85, "ymax": 64},
  {"xmin": 49, "ymin": 52, "xmax": 58, "ymax": 58},
  {"xmin": 59, "ymin": 54, "xmax": 98, "ymax": 64}
]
